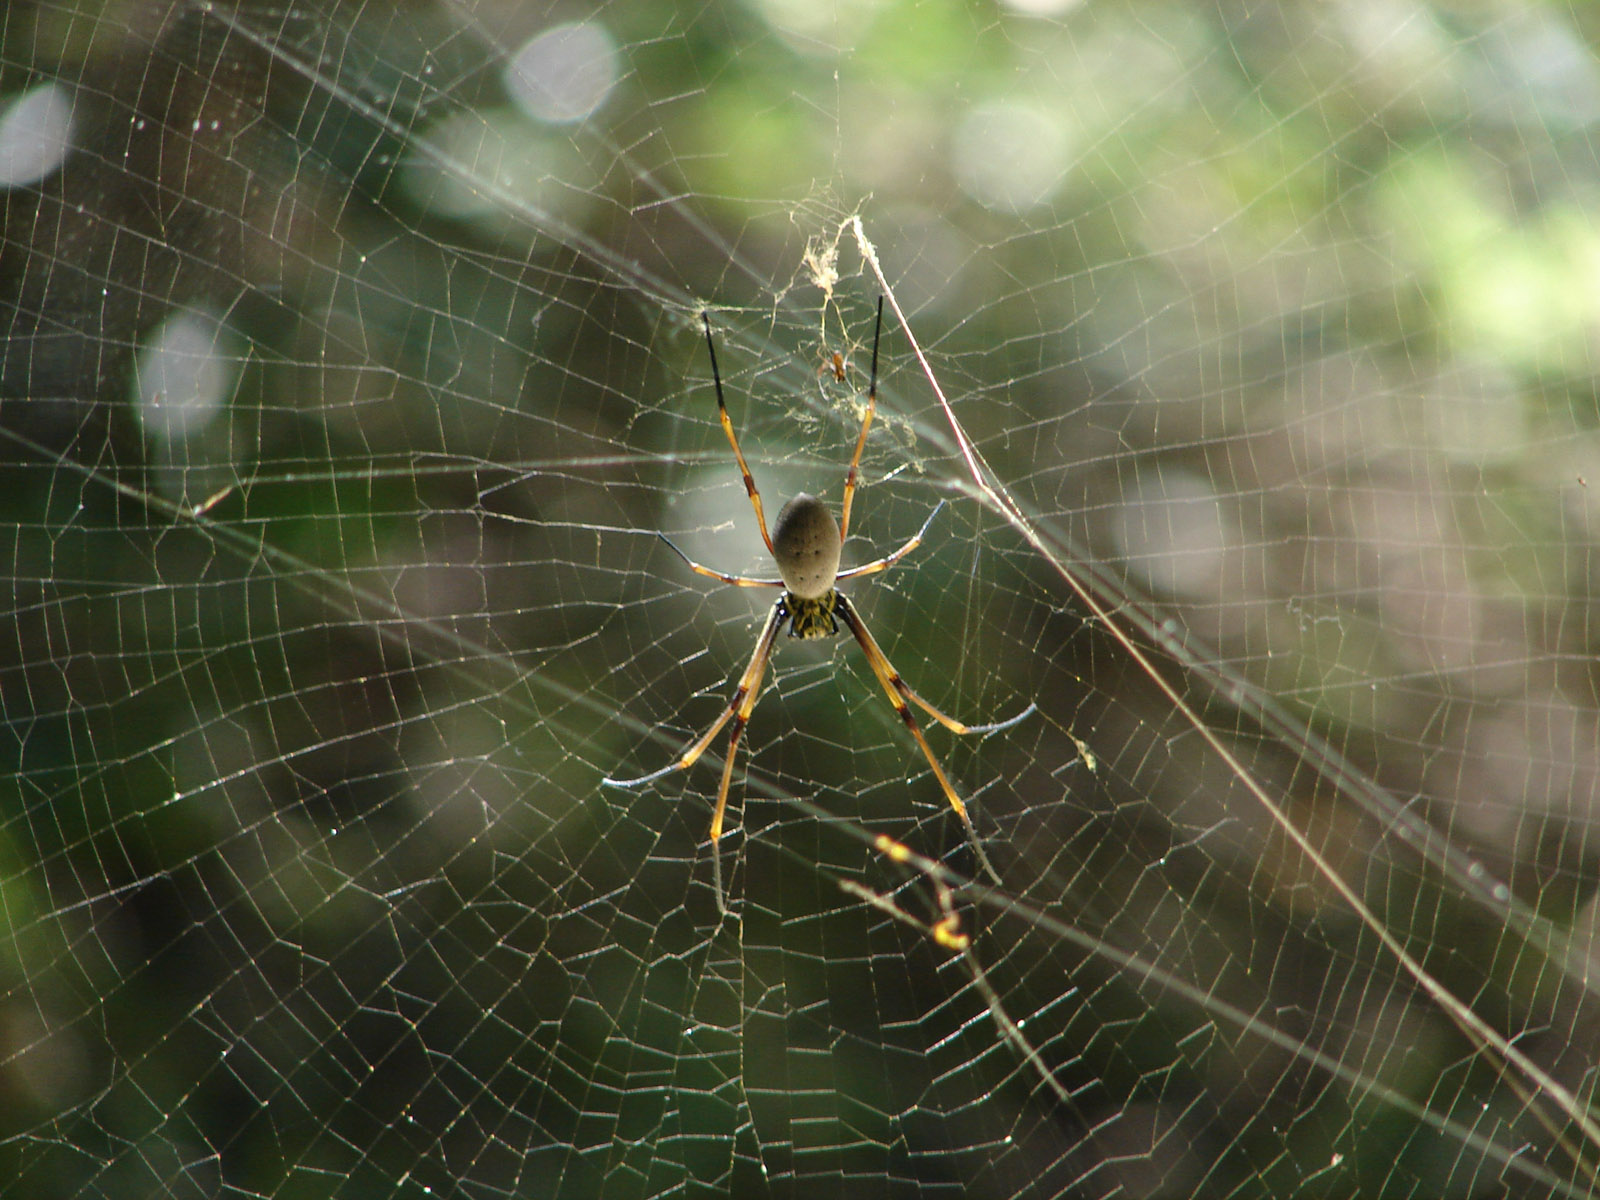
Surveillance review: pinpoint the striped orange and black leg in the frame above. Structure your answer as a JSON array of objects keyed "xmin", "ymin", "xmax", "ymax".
[
  {"xmin": 834, "ymin": 593, "xmax": 1010, "ymax": 888},
  {"xmin": 838, "ymin": 295, "xmax": 883, "ymax": 542},
  {"xmin": 703, "ymin": 312, "xmax": 778, "ymax": 558}
]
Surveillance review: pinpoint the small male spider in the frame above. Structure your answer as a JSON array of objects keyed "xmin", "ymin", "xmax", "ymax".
[
  {"xmin": 821, "ymin": 348, "xmax": 847, "ymax": 383},
  {"xmin": 605, "ymin": 298, "xmax": 1031, "ymax": 905}
]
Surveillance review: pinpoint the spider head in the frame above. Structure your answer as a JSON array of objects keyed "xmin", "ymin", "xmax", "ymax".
[
  {"xmin": 784, "ymin": 592, "xmax": 839, "ymax": 639},
  {"xmin": 772, "ymin": 492, "xmax": 842, "ymax": 600}
]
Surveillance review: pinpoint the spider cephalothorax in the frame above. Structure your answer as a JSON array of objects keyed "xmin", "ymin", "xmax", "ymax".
[
  {"xmin": 605, "ymin": 298, "xmax": 1031, "ymax": 908},
  {"xmin": 780, "ymin": 590, "xmax": 838, "ymax": 640}
]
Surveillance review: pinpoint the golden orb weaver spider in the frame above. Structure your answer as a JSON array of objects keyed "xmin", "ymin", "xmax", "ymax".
[{"xmin": 604, "ymin": 298, "xmax": 1033, "ymax": 908}]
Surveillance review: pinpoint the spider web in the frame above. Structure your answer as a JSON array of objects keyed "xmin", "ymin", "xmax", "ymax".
[{"xmin": 3, "ymin": 0, "xmax": 1600, "ymax": 1196}]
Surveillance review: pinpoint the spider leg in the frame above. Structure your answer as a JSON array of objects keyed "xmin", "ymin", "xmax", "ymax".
[
  {"xmin": 604, "ymin": 598, "xmax": 784, "ymax": 912},
  {"xmin": 656, "ymin": 532, "xmax": 784, "ymax": 589},
  {"xmin": 833, "ymin": 594, "xmax": 970, "ymax": 823},
  {"xmin": 835, "ymin": 500, "xmax": 1035, "ymax": 732},
  {"xmin": 704, "ymin": 312, "xmax": 779, "ymax": 558},
  {"xmin": 834, "ymin": 594, "xmax": 1007, "ymax": 888},
  {"xmin": 602, "ymin": 599, "xmax": 785, "ymax": 794},
  {"xmin": 706, "ymin": 602, "xmax": 783, "ymax": 844},
  {"xmin": 835, "ymin": 499, "xmax": 945, "ymax": 582},
  {"xmin": 838, "ymin": 296, "xmax": 883, "ymax": 543},
  {"xmin": 903, "ymin": 690, "xmax": 1040, "ymax": 737}
]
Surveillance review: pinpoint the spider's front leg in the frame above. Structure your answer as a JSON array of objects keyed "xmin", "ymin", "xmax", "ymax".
[
  {"xmin": 834, "ymin": 594, "xmax": 1035, "ymax": 890},
  {"xmin": 602, "ymin": 597, "xmax": 788, "ymax": 909},
  {"xmin": 602, "ymin": 599, "xmax": 785, "ymax": 806}
]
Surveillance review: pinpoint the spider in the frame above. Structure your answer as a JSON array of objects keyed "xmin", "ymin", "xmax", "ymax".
[
  {"xmin": 820, "ymin": 348, "xmax": 847, "ymax": 384},
  {"xmin": 605, "ymin": 298, "xmax": 1032, "ymax": 906}
]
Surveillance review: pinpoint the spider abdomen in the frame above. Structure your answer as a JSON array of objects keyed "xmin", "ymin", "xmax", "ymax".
[{"xmin": 772, "ymin": 492, "xmax": 842, "ymax": 600}]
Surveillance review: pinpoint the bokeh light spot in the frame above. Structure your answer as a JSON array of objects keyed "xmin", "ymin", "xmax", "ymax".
[
  {"xmin": 505, "ymin": 22, "xmax": 619, "ymax": 125},
  {"xmin": 0, "ymin": 82, "xmax": 74, "ymax": 188}
]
